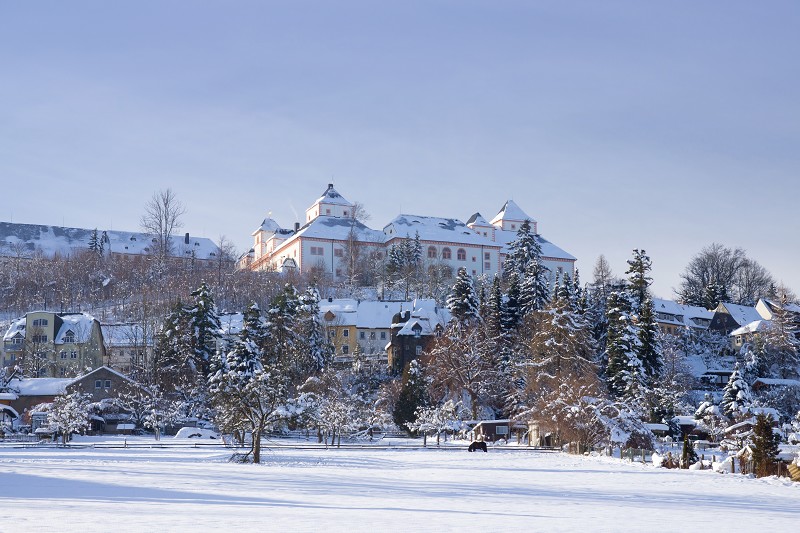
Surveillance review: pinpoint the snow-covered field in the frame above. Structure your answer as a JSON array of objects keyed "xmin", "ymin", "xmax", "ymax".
[{"xmin": 1, "ymin": 437, "xmax": 798, "ymax": 532}]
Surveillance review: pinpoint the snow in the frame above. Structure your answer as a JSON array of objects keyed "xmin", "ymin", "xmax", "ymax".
[
  {"xmin": 7, "ymin": 377, "xmax": 72, "ymax": 396},
  {"xmin": 173, "ymin": 427, "xmax": 220, "ymax": 439},
  {"xmin": 55, "ymin": 313, "xmax": 97, "ymax": 343},
  {"xmin": 730, "ymin": 320, "xmax": 771, "ymax": 336},
  {"xmin": 0, "ymin": 221, "xmax": 220, "ymax": 260},
  {"xmin": 490, "ymin": 199, "xmax": 534, "ymax": 225},
  {"xmin": 0, "ymin": 438, "xmax": 797, "ymax": 530},
  {"xmin": 719, "ymin": 303, "xmax": 763, "ymax": 327},
  {"xmin": 384, "ymin": 214, "xmax": 501, "ymax": 248}
]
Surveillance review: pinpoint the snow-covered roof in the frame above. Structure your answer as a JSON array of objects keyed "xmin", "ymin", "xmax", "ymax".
[
  {"xmin": 466, "ymin": 212, "xmax": 492, "ymax": 227},
  {"xmin": 383, "ymin": 215, "xmax": 500, "ymax": 248},
  {"xmin": 313, "ymin": 184, "xmax": 353, "ymax": 207},
  {"xmin": 718, "ymin": 303, "xmax": 763, "ymax": 326},
  {"xmin": 252, "ymin": 217, "xmax": 283, "ymax": 235},
  {"xmin": 274, "ymin": 217, "xmax": 385, "ymax": 255},
  {"xmin": 653, "ymin": 298, "xmax": 713, "ymax": 329},
  {"xmin": 100, "ymin": 323, "xmax": 152, "ymax": 346},
  {"xmin": 319, "ymin": 299, "xmax": 410, "ymax": 329},
  {"xmin": 2, "ymin": 317, "xmax": 26, "ymax": 341},
  {"xmin": 730, "ymin": 320, "xmax": 771, "ymax": 337},
  {"xmin": 490, "ymin": 200, "xmax": 534, "ymax": 225},
  {"xmin": 0, "ymin": 222, "xmax": 220, "ymax": 260},
  {"xmin": 492, "ymin": 229, "xmax": 576, "ymax": 261},
  {"xmin": 55, "ymin": 313, "xmax": 97, "ymax": 344},
  {"xmin": 75, "ymin": 366, "xmax": 137, "ymax": 385},
  {"xmin": 753, "ymin": 378, "xmax": 800, "ymax": 388},
  {"xmin": 396, "ymin": 300, "xmax": 451, "ymax": 336},
  {"xmin": 7, "ymin": 378, "xmax": 71, "ymax": 396}
]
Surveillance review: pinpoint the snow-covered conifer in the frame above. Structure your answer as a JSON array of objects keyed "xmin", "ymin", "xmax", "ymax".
[{"xmin": 447, "ymin": 267, "xmax": 480, "ymax": 324}]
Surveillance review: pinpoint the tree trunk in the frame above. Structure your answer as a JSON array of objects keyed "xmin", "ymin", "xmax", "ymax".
[{"xmin": 252, "ymin": 428, "xmax": 262, "ymax": 464}]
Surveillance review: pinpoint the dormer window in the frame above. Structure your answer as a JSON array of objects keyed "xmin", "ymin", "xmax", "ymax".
[
  {"xmin": 63, "ymin": 330, "xmax": 75, "ymax": 344},
  {"xmin": 130, "ymin": 236, "xmax": 137, "ymax": 241}
]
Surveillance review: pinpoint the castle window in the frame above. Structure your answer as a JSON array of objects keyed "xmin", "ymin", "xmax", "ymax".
[
  {"xmin": 457, "ymin": 249, "xmax": 466, "ymax": 261},
  {"xmin": 442, "ymin": 248, "xmax": 452, "ymax": 260},
  {"xmin": 427, "ymin": 246, "xmax": 437, "ymax": 259}
]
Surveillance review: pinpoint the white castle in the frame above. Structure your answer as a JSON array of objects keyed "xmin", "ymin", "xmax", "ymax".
[{"xmin": 239, "ymin": 184, "xmax": 575, "ymax": 282}]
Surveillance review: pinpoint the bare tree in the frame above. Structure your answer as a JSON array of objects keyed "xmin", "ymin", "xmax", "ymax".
[
  {"xmin": 676, "ymin": 243, "xmax": 774, "ymax": 307},
  {"xmin": 140, "ymin": 189, "xmax": 186, "ymax": 264}
]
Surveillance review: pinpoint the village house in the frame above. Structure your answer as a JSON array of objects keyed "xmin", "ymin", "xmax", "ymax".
[
  {"xmin": 652, "ymin": 298, "xmax": 713, "ymax": 335},
  {"xmin": 100, "ymin": 323, "xmax": 154, "ymax": 375},
  {"xmin": 387, "ymin": 301, "xmax": 449, "ymax": 375},
  {"xmin": 2, "ymin": 311, "xmax": 105, "ymax": 377}
]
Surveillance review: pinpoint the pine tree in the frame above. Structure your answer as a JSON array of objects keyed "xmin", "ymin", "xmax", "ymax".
[
  {"xmin": 519, "ymin": 259, "xmax": 551, "ymax": 318},
  {"xmin": 501, "ymin": 272, "xmax": 522, "ymax": 332},
  {"xmin": 187, "ymin": 282, "xmax": 222, "ymax": 378},
  {"xmin": 297, "ymin": 285, "xmax": 334, "ymax": 375},
  {"xmin": 721, "ymin": 363, "xmax": 753, "ymax": 420},
  {"xmin": 504, "ymin": 219, "xmax": 543, "ymax": 276},
  {"xmin": 393, "ymin": 360, "xmax": 429, "ymax": 432},
  {"xmin": 88, "ymin": 229, "xmax": 101, "ymax": 256},
  {"xmin": 751, "ymin": 413, "xmax": 781, "ymax": 477},
  {"xmin": 625, "ymin": 249, "xmax": 653, "ymax": 312},
  {"xmin": 485, "ymin": 276, "xmax": 503, "ymax": 339},
  {"xmin": 605, "ymin": 290, "xmax": 643, "ymax": 401},
  {"xmin": 447, "ymin": 267, "xmax": 480, "ymax": 324},
  {"xmin": 636, "ymin": 296, "xmax": 661, "ymax": 381}
]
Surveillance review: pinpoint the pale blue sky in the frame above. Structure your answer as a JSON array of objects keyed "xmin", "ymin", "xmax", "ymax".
[{"xmin": 2, "ymin": 1, "xmax": 798, "ymax": 298}]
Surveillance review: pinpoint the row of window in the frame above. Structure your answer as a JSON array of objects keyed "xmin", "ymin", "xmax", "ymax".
[
  {"xmin": 328, "ymin": 329, "xmax": 388, "ymax": 341},
  {"xmin": 32, "ymin": 318, "xmax": 49, "ymax": 327},
  {"xmin": 95, "ymin": 379, "xmax": 112, "ymax": 390},
  {"xmin": 60, "ymin": 351, "xmax": 78, "ymax": 359}
]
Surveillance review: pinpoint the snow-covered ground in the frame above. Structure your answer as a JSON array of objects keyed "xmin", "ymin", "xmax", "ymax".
[{"xmin": 0, "ymin": 437, "xmax": 797, "ymax": 532}]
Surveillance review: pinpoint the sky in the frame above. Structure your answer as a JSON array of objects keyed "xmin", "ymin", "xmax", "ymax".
[{"xmin": 1, "ymin": 1, "xmax": 799, "ymax": 299}]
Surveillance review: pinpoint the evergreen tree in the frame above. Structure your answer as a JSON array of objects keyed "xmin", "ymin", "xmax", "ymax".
[
  {"xmin": 703, "ymin": 282, "xmax": 728, "ymax": 309},
  {"xmin": 605, "ymin": 290, "xmax": 643, "ymax": 401},
  {"xmin": 501, "ymin": 272, "xmax": 522, "ymax": 332},
  {"xmin": 751, "ymin": 413, "xmax": 781, "ymax": 477},
  {"xmin": 625, "ymin": 249, "xmax": 653, "ymax": 312},
  {"xmin": 520, "ymin": 258, "xmax": 551, "ymax": 318},
  {"xmin": 636, "ymin": 296, "xmax": 661, "ymax": 381},
  {"xmin": 485, "ymin": 276, "xmax": 503, "ymax": 339},
  {"xmin": 447, "ymin": 267, "xmax": 480, "ymax": 324},
  {"xmin": 186, "ymin": 282, "xmax": 222, "ymax": 378},
  {"xmin": 88, "ymin": 229, "xmax": 101, "ymax": 256},
  {"xmin": 393, "ymin": 360, "xmax": 429, "ymax": 432},
  {"xmin": 721, "ymin": 363, "xmax": 753, "ymax": 420},
  {"xmin": 297, "ymin": 285, "xmax": 334, "ymax": 374},
  {"xmin": 504, "ymin": 219, "xmax": 542, "ymax": 276}
]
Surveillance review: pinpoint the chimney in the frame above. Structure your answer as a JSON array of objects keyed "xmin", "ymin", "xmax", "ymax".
[
  {"xmin": 294, "ymin": 222, "xmax": 300, "ymax": 232},
  {"xmin": 184, "ymin": 232, "xmax": 190, "ymax": 244},
  {"xmin": 328, "ymin": 183, "xmax": 333, "ymax": 189}
]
